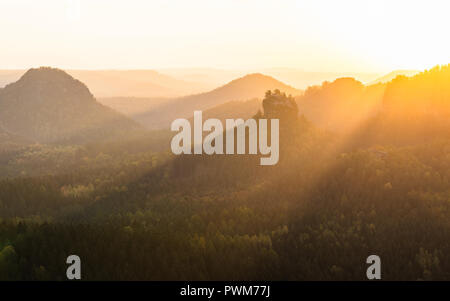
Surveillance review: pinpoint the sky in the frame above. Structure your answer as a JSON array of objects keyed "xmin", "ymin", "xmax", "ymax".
[{"xmin": 1, "ymin": 0, "xmax": 449, "ymax": 72}]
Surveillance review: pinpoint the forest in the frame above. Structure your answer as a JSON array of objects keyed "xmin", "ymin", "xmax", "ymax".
[{"xmin": 1, "ymin": 65, "xmax": 450, "ymax": 280}]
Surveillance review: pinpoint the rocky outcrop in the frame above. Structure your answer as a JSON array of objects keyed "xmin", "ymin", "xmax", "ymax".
[{"xmin": 262, "ymin": 89, "xmax": 298, "ymax": 121}]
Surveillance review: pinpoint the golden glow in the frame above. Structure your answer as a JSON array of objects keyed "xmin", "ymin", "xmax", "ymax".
[{"xmin": 0, "ymin": 0, "xmax": 449, "ymax": 72}]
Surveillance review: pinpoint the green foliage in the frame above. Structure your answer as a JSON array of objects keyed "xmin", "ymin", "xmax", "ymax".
[{"xmin": 1, "ymin": 123, "xmax": 450, "ymax": 280}]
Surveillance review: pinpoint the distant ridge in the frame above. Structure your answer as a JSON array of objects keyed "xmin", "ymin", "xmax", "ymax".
[
  {"xmin": 67, "ymin": 69, "xmax": 208, "ymax": 97},
  {"xmin": 352, "ymin": 64, "xmax": 450, "ymax": 146},
  {"xmin": 136, "ymin": 73, "xmax": 302, "ymax": 129}
]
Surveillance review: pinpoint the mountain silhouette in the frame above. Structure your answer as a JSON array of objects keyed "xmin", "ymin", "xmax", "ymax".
[
  {"xmin": 187, "ymin": 99, "xmax": 261, "ymax": 127},
  {"xmin": 0, "ymin": 67, "xmax": 140, "ymax": 144},
  {"xmin": 351, "ymin": 64, "xmax": 450, "ymax": 146},
  {"xmin": 297, "ymin": 77, "xmax": 386, "ymax": 132},
  {"xmin": 136, "ymin": 73, "xmax": 302, "ymax": 129}
]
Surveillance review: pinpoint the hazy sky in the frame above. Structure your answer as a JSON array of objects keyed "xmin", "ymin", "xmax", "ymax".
[{"xmin": 1, "ymin": 0, "xmax": 449, "ymax": 72}]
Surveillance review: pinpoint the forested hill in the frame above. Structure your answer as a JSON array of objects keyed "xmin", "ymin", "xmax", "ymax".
[
  {"xmin": 135, "ymin": 73, "xmax": 302, "ymax": 129},
  {"xmin": 0, "ymin": 67, "xmax": 141, "ymax": 144},
  {"xmin": 296, "ymin": 77, "xmax": 386, "ymax": 133}
]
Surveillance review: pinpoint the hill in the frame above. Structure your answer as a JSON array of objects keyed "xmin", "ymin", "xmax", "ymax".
[
  {"xmin": 296, "ymin": 78, "xmax": 386, "ymax": 132},
  {"xmin": 356, "ymin": 64, "xmax": 450, "ymax": 145},
  {"xmin": 0, "ymin": 67, "xmax": 141, "ymax": 144},
  {"xmin": 0, "ymin": 125, "xmax": 30, "ymax": 153},
  {"xmin": 159, "ymin": 67, "xmax": 382, "ymax": 90},
  {"xmin": 135, "ymin": 73, "xmax": 302, "ymax": 129},
  {"xmin": 260, "ymin": 68, "xmax": 381, "ymax": 88}
]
